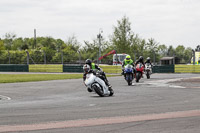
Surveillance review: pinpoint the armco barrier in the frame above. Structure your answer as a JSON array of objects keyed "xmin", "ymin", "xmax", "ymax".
[
  {"xmin": 29, "ymin": 64, "xmax": 63, "ymax": 72},
  {"xmin": 175, "ymin": 65, "xmax": 200, "ymax": 73},
  {"xmin": 0, "ymin": 64, "xmax": 29, "ymax": 72},
  {"xmin": 152, "ymin": 65, "xmax": 174, "ymax": 73}
]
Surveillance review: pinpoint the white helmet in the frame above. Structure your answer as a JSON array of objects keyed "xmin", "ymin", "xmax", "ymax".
[{"xmin": 83, "ymin": 64, "xmax": 90, "ymax": 73}]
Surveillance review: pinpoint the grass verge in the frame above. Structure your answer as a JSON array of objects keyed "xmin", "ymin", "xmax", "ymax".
[{"xmin": 0, "ymin": 74, "xmax": 120, "ymax": 83}]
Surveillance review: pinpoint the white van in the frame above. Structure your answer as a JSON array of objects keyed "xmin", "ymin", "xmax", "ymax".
[{"xmin": 113, "ymin": 54, "xmax": 128, "ymax": 65}]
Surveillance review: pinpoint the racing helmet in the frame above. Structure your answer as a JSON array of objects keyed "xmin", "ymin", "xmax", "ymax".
[
  {"xmin": 126, "ymin": 55, "xmax": 131, "ymax": 60},
  {"xmin": 126, "ymin": 55, "xmax": 131, "ymax": 63},
  {"xmin": 139, "ymin": 56, "xmax": 143, "ymax": 61},
  {"xmin": 147, "ymin": 57, "xmax": 151, "ymax": 61},
  {"xmin": 83, "ymin": 64, "xmax": 90, "ymax": 73},
  {"xmin": 85, "ymin": 59, "xmax": 92, "ymax": 65}
]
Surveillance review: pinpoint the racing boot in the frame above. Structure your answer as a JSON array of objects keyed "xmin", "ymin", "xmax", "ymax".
[
  {"xmin": 108, "ymin": 86, "xmax": 114, "ymax": 96},
  {"xmin": 87, "ymin": 87, "xmax": 92, "ymax": 92},
  {"xmin": 104, "ymin": 79, "xmax": 112, "ymax": 88},
  {"xmin": 105, "ymin": 80, "xmax": 113, "ymax": 96},
  {"xmin": 104, "ymin": 80, "xmax": 113, "ymax": 96},
  {"xmin": 121, "ymin": 71, "xmax": 124, "ymax": 75}
]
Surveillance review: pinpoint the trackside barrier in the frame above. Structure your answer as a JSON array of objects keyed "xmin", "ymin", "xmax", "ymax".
[
  {"xmin": 5, "ymin": 64, "xmax": 200, "ymax": 73},
  {"xmin": 0, "ymin": 64, "xmax": 29, "ymax": 72},
  {"xmin": 29, "ymin": 64, "xmax": 63, "ymax": 72},
  {"xmin": 63, "ymin": 65, "xmax": 83, "ymax": 72},
  {"xmin": 152, "ymin": 65, "xmax": 174, "ymax": 73},
  {"xmin": 99, "ymin": 65, "xmax": 121, "ymax": 74},
  {"xmin": 63, "ymin": 65, "xmax": 122, "ymax": 73},
  {"xmin": 175, "ymin": 65, "xmax": 200, "ymax": 73}
]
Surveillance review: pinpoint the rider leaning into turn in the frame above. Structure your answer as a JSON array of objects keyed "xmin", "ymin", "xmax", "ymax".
[
  {"xmin": 83, "ymin": 59, "xmax": 112, "ymax": 92},
  {"xmin": 121, "ymin": 55, "xmax": 135, "ymax": 75}
]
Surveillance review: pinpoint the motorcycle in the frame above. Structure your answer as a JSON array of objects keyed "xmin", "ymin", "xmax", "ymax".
[
  {"xmin": 135, "ymin": 63, "xmax": 144, "ymax": 82},
  {"xmin": 145, "ymin": 63, "xmax": 152, "ymax": 79},
  {"xmin": 84, "ymin": 71, "xmax": 114, "ymax": 97},
  {"xmin": 124, "ymin": 64, "xmax": 134, "ymax": 85}
]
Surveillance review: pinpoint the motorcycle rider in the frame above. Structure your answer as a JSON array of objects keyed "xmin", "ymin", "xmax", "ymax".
[
  {"xmin": 121, "ymin": 55, "xmax": 135, "ymax": 76},
  {"xmin": 144, "ymin": 57, "xmax": 153, "ymax": 77},
  {"xmin": 83, "ymin": 59, "xmax": 112, "ymax": 92},
  {"xmin": 135, "ymin": 56, "xmax": 145, "ymax": 77},
  {"xmin": 145, "ymin": 57, "xmax": 152, "ymax": 66},
  {"xmin": 135, "ymin": 56, "xmax": 145, "ymax": 66}
]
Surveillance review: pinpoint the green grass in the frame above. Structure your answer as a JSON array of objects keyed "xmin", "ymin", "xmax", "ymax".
[{"xmin": 0, "ymin": 74, "xmax": 120, "ymax": 83}]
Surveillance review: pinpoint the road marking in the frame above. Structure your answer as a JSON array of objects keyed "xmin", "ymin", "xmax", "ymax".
[{"xmin": 0, "ymin": 109, "xmax": 200, "ymax": 132}]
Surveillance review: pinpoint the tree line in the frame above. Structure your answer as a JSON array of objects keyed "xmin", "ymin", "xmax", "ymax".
[{"xmin": 0, "ymin": 16, "xmax": 193, "ymax": 64}]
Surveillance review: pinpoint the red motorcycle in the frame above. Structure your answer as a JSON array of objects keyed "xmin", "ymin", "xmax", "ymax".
[{"xmin": 135, "ymin": 63, "xmax": 144, "ymax": 82}]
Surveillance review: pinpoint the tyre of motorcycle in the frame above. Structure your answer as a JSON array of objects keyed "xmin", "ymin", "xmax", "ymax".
[
  {"xmin": 136, "ymin": 72, "xmax": 141, "ymax": 82},
  {"xmin": 92, "ymin": 83, "xmax": 104, "ymax": 97},
  {"xmin": 125, "ymin": 73, "xmax": 132, "ymax": 85},
  {"xmin": 146, "ymin": 71, "xmax": 150, "ymax": 79}
]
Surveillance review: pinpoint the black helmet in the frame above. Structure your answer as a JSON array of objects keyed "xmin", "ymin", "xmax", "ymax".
[
  {"xmin": 85, "ymin": 59, "xmax": 92, "ymax": 65},
  {"xmin": 147, "ymin": 57, "xmax": 151, "ymax": 61},
  {"xmin": 139, "ymin": 56, "xmax": 143, "ymax": 61}
]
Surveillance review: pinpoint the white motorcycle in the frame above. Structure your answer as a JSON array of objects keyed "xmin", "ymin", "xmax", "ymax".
[
  {"xmin": 83, "ymin": 65, "xmax": 114, "ymax": 97},
  {"xmin": 145, "ymin": 63, "xmax": 152, "ymax": 79}
]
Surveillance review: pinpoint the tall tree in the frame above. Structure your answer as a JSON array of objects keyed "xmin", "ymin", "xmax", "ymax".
[
  {"xmin": 111, "ymin": 16, "xmax": 134, "ymax": 54},
  {"xmin": 146, "ymin": 38, "xmax": 159, "ymax": 63},
  {"xmin": 0, "ymin": 39, "xmax": 5, "ymax": 50},
  {"xmin": 82, "ymin": 40, "xmax": 99, "ymax": 61},
  {"xmin": 146, "ymin": 38, "xmax": 159, "ymax": 52},
  {"xmin": 3, "ymin": 33, "xmax": 16, "ymax": 50},
  {"xmin": 158, "ymin": 44, "xmax": 168, "ymax": 56},
  {"xmin": 175, "ymin": 45, "xmax": 185, "ymax": 60},
  {"xmin": 131, "ymin": 35, "xmax": 145, "ymax": 60},
  {"xmin": 183, "ymin": 47, "xmax": 192, "ymax": 63},
  {"xmin": 167, "ymin": 45, "xmax": 175, "ymax": 56},
  {"xmin": 65, "ymin": 35, "xmax": 80, "ymax": 51}
]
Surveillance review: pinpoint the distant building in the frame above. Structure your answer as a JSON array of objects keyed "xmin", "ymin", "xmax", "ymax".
[{"xmin": 160, "ymin": 57, "xmax": 180, "ymax": 65}]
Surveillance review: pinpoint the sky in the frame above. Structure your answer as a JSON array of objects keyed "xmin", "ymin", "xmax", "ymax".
[{"xmin": 0, "ymin": 0, "xmax": 200, "ymax": 49}]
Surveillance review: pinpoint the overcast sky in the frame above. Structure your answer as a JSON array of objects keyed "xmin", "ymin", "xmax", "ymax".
[{"xmin": 0, "ymin": 0, "xmax": 200, "ymax": 48}]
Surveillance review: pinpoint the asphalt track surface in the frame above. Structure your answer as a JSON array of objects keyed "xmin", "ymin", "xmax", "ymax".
[{"xmin": 0, "ymin": 73, "xmax": 200, "ymax": 133}]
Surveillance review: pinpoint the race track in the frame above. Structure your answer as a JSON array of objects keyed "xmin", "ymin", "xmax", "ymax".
[{"xmin": 0, "ymin": 73, "xmax": 200, "ymax": 133}]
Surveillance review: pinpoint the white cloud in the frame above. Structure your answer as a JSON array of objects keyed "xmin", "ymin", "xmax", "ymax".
[{"xmin": 0, "ymin": 0, "xmax": 200, "ymax": 48}]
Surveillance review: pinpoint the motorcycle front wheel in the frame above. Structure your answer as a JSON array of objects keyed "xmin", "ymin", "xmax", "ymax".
[
  {"xmin": 93, "ymin": 85, "xmax": 104, "ymax": 97},
  {"xmin": 136, "ymin": 72, "xmax": 141, "ymax": 82},
  {"xmin": 146, "ymin": 71, "xmax": 150, "ymax": 79},
  {"xmin": 128, "ymin": 74, "xmax": 132, "ymax": 85}
]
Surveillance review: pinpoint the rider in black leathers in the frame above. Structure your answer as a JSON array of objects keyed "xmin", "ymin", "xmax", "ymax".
[
  {"xmin": 135, "ymin": 56, "xmax": 145, "ymax": 77},
  {"xmin": 135, "ymin": 56, "xmax": 145, "ymax": 67}
]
